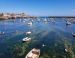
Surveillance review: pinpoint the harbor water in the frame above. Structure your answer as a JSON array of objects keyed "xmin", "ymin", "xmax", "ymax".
[{"xmin": 0, "ymin": 18, "xmax": 75, "ymax": 58}]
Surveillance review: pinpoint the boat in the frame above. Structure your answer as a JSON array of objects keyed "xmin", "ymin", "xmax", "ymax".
[
  {"xmin": 31, "ymin": 19, "xmax": 34, "ymax": 22},
  {"xmin": 27, "ymin": 21, "xmax": 32, "ymax": 25},
  {"xmin": 23, "ymin": 20, "xmax": 25, "ymax": 23},
  {"xmin": 37, "ymin": 18, "xmax": 40, "ymax": 22},
  {"xmin": 22, "ymin": 37, "xmax": 31, "ymax": 42},
  {"xmin": 66, "ymin": 21, "xmax": 71, "ymax": 25},
  {"xmin": 0, "ymin": 31, "xmax": 5, "ymax": 35},
  {"xmin": 65, "ymin": 48, "xmax": 68, "ymax": 52},
  {"xmin": 26, "ymin": 31, "xmax": 32, "ymax": 35},
  {"xmin": 51, "ymin": 19, "xmax": 55, "ymax": 23},
  {"xmin": 25, "ymin": 48, "xmax": 40, "ymax": 58},
  {"xmin": 42, "ymin": 44, "xmax": 46, "ymax": 47},
  {"xmin": 44, "ymin": 18, "xmax": 47, "ymax": 22},
  {"xmin": 72, "ymin": 32, "xmax": 75, "ymax": 37}
]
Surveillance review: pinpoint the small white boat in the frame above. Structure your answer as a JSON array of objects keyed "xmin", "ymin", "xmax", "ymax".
[
  {"xmin": 2, "ymin": 32, "xmax": 5, "ymax": 34},
  {"xmin": 44, "ymin": 18, "xmax": 47, "ymax": 22},
  {"xmin": 51, "ymin": 20, "xmax": 55, "ymax": 23},
  {"xmin": 0, "ymin": 31, "xmax": 5, "ymax": 35},
  {"xmin": 72, "ymin": 32, "xmax": 75, "ymax": 37},
  {"xmin": 37, "ymin": 19, "xmax": 40, "ymax": 22},
  {"xmin": 65, "ymin": 49, "xmax": 68, "ymax": 52},
  {"xmin": 22, "ymin": 37, "xmax": 31, "ymax": 42},
  {"xmin": 66, "ymin": 21, "xmax": 71, "ymax": 25},
  {"xmin": 28, "ymin": 21, "xmax": 32, "ymax": 25},
  {"xmin": 23, "ymin": 20, "xmax": 25, "ymax": 23},
  {"xmin": 25, "ymin": 48, "xmax": 40, "ymax": 58},
  {"xmin": 42, "ymin": 44, "xmax": 46, "ymax": 47},
  {"xmin": 31, "ymin": 19, "xmax": 34, "ymax": 22},
  {"xmin": 26, "ymin": 31, "xmax": 32, "ymax": 35}
]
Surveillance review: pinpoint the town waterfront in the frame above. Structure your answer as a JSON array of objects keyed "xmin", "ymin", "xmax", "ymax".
[{"xmin": 0, "ymin": 18, "xmax": 75, "ymax": 58}]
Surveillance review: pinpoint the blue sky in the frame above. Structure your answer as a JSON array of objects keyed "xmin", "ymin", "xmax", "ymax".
[{"xmin": 0, "ymin": 0, "xmax": 75, "ymax": 16}]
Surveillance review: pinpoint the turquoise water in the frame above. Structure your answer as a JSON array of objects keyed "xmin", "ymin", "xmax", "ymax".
[{"xmin": 0, "ymin": 18, "xmax": 75, "ymax": 58}]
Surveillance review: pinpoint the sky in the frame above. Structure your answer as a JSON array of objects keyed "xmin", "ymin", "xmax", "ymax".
[{"xmin": 0, "ymin": 0, "xmax": 75, "ymax": 16}]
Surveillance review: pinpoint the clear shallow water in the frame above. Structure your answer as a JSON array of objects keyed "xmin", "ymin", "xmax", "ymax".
[{"xmin": 0, "ymin": 18, "xmax": 75, "ymax": 58}]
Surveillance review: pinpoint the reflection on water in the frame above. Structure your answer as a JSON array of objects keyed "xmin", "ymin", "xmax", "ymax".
[{"xmin": 0, "ymin": 18, "xmax": 75, "ymax": 58}]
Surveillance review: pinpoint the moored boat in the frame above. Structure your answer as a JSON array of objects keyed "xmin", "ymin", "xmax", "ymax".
[
  {"xmin": 27, "ymin": 21, "xmax": 32, "ymax": 25},
  {"xmin": 22, "ymin": 37, "xmax": 31, "ymax": 42},
  {"xmin": 66, "ymin": 21, "xmax": 71, "ymax": 25},
  {"xmin": 26, "ymin": 31, "xmax": 32, "ymax": 35},
  {"xmin": 72, "ymin": 32, "xmax": 75, "ymax": 37},
  {"xmin": 0, "ymin": 31, "xmax": 5, "ymax": 35},
  {"xmin": 25, "ymin": 48, "xmax": 40, "ymax": 58},
  {"xmin": 44, "ymin": 18, "xmax": 47, "ymax": 22}
]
